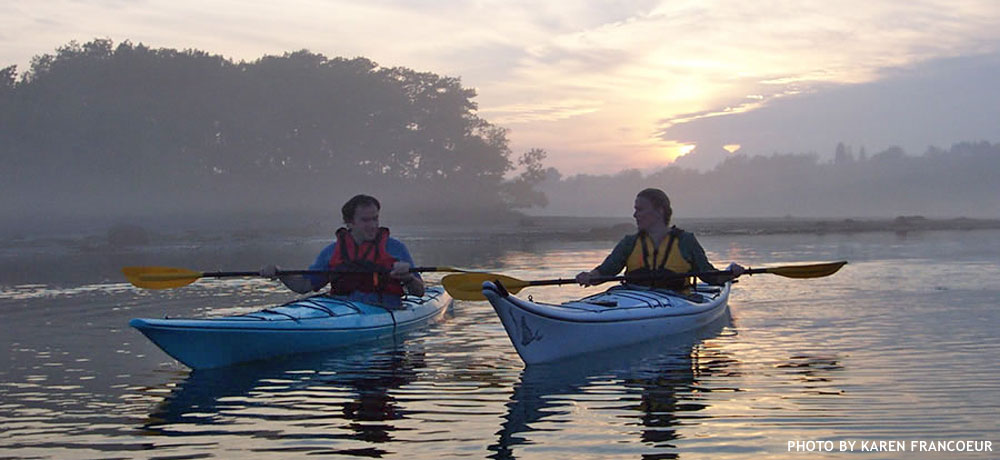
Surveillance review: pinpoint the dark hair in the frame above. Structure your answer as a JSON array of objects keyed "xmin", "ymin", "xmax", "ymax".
[
  {"xmin": 637, "ymin": 188, "xmax": 672, "ymax": 225},
  {"xmin": 342, "ymin": 194, "xmax": 381, "ymax": 223}
]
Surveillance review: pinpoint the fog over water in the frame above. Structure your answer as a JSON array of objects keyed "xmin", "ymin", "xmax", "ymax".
[
  {"xmin": 5, "ymin": 137, "xmax": 998, "ymax": 237},
  {"xmin": 530, "ymin": 141, "xmax": 1000, "ymax": 220},
  {"xmin": 2, "ymin": 42, "xmax": 999, "ymax": 239}
]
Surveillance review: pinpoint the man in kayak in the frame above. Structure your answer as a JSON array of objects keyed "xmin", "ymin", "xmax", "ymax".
[
  {"xmin": 261, "ymin": 194, "xmax": 425, "ymax": 307},
  {"xmin": 575, "ymin": 188, "xmax": 744, "ymax": 290}
]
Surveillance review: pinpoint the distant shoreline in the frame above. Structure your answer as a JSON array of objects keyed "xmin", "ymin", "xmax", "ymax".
[
  {"xmin": 513, "ymin": 215, "xmax": 1000, "ymax": 240},
  {"xmin": 5, "ymin": 215, "xmax": 1000, "ymax": 252}
]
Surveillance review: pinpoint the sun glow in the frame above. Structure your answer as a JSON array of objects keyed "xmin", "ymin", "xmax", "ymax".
[
  {"xmin": 4, "ymin": 0, "xmax": 995, "ymax": 178},
  {"xmin": 642, "ymin": 141, "xmax": 697, "ymax": 167}
]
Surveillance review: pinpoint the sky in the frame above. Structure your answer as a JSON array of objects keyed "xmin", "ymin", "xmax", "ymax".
[{"xmin": 2, "ymin": 0, "xmax": 999, "ymax": 175}]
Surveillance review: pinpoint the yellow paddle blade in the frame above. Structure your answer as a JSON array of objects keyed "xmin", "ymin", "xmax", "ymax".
[
  {"xmin": 441, "ymin": 273, "xmax": 530, "ymax": 301},
  {"xmin": 764, "ymin": 261, "xmax": 847, "ymax": 279},
  {"xmin": 122, "ymin": 266, "xmax": 204, "ymax": 289}
]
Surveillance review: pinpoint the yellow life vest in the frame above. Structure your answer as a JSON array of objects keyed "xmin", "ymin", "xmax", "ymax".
[{"xmin": 625, "ymin": 229, "xmax": 693, "ymax": 289}]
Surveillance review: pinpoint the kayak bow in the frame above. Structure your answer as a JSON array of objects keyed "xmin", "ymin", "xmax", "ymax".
[
  {"xmin": 482, "ymin": 281, "xmax": 730, "ymax": 364},
  {"xmin": 131, "ymin": 287, "xmax": 452, "ymax": 369}
]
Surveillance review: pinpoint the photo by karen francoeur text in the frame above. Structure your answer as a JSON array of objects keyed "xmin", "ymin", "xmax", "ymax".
[{"xmin": 788, "ymin": 439, "xmax": 993, "ymax": 453}]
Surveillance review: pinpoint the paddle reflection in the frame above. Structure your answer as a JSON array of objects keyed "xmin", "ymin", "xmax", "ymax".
[
  {"xmin": 142, "ymin": 336, "xmax": 425, "ymax": 456},
  {"xmin": 489, "ymin": 311, "xmax": 736, "ymax": 460}
]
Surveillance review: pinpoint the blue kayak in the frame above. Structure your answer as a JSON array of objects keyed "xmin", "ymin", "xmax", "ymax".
[{"xmin": 131, "ymin": 287, "xmax": 452, "ymax": 369}]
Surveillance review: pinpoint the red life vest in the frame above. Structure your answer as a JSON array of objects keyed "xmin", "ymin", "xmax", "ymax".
[{"xmin": 327, "ymin": 227, "xmax": 404, "ymax": 296}]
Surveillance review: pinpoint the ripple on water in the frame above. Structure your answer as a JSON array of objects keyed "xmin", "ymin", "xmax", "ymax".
[{"xmin": 2, "ymin": 232, "xmax": 999, "ymax": 458}]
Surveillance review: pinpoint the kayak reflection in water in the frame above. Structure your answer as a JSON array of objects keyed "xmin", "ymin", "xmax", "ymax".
[
  {"xmin": 575, "ymin": 188, "xmax": 745, "ymax": 290},
  {"xmin": 261, "ymin": 194, "xmax": 425, "ymax": 308},
  {"xmin": 489, "ymin": 311, "xmax": 735, "ymax": 459},
  {"xmin": 144, "ymin": 341, "xmax": 427, "ymax": 453}
]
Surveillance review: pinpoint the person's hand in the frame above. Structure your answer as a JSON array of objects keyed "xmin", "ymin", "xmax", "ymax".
[
  {"xmin": 260, "ymin": 264, "xmax": 279, "ymax": 279},
  {"xmin": 390, "ymin": 261, "xmax": 414, "ymax": 281},
  {"xmin": 727, "ymin": 263, "xmax": 746, "ymax": 277},
  {"xmin": 576, "ymin": 271, "xmax": 595, "ymax": 286}
]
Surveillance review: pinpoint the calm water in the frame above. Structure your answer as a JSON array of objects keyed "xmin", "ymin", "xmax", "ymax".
[{"xmin": 1, "ymin": 229, "xmax": 999, "ymax": 459}]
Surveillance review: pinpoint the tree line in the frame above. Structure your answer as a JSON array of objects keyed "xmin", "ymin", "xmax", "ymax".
[
  {"xmin": 537, "ymin": 141, "xmax": 1000, "ymax": 219},
  {"xmin": 3, "ymin": 39, "xmax": 996, "ymax": 230},
  {"xmin": 0, "ymin": 39, "xmax": 547, "ymax": 226}
]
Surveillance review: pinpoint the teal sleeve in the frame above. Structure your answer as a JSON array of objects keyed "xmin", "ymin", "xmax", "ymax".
[
  {"xmin": 679, "ymin": 231, "xmax": 734, "ymax": 284},
  {"xmin": 678, "ymin": 232, "xmax": 716, "ymax": 272},
  {"xmin": 594, "ymin": 234, "xmax": 637, "ymax": 276}
]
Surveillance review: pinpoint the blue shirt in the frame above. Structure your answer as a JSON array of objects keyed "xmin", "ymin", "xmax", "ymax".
[{"xmin": 307, "ymin": 236, "xmax": 420, "ymax": 308}]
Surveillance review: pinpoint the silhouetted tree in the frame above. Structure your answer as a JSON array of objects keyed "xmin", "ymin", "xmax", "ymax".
[
  {"xmin": 502, "ymin": 148, "xmax": 549, "ymax": 209},
  {"xmin": 834, "ymin": 142, "xmax": 854, "ymax": 164},
  {"xmin": 1, "ymin": 39, "xmax": 549, "ymax": 223}
]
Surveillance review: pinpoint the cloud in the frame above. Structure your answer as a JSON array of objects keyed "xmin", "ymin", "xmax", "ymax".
[
  {"xmin": 480, "ymin": 99, "xmax": 603, "ymax": 125},
  {"xmin": 3, "ymin": 0, "xmax": 1000, "ymax": 175},
  {"xmin": 658, "ymin": 52, "xmax": 1000, "ymax": 168},
  {"xmin": 498, "ymin": 1, "xmax": 1000, "ymax": 173}
]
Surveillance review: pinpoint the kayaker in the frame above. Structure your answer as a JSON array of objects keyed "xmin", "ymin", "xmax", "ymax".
[
  {"xmin": 261, "ymin": 194, "xmax": 425, "ymax": 307},
  {"xmin": 575, "ymin": 188, "xmax": 745, "ymax": 290}
]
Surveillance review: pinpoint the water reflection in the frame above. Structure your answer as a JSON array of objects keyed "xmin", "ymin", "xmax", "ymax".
[
  {"xmin": 142, "ymin": 336, "xmax": 427, "ymax": 457},
  {"xmin": 489, "ymin": 311, "xmax": 736, "ymax": 459},
  {"xmin": 775, "ymin": 355, "xmax": 844, "ymax": 389},
  {"xmin": 4, "ymin": 230, "xmax": 999, "ymax": 459}
]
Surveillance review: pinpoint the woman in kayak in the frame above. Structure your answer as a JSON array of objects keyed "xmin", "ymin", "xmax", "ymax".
[
  {"xmin": 575, "ymin": 188, "xmax": 744, "ymax": 290},
  {"xmin": 261, "ymin": 194, "xmax": 424, "ymax": 307}
]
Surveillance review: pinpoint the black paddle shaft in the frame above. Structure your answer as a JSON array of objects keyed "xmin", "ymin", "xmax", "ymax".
[{"xmin": 203, "ymin": 267, "xmax": 443, "ymax": 278}]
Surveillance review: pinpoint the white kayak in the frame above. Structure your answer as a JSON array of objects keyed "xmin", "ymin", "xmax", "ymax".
[{"xmin": 482, "ymin": 281, "xmax": 731, "ymax": 364}]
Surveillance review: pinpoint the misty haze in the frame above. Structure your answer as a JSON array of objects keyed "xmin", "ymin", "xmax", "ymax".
[
  {"xmin": 1, "ymin": 39, "xmax": 998, "ymax": 238},
  {"xmin": 3, "ymin": 4, "xmax": 1000, "ymax": 457}
]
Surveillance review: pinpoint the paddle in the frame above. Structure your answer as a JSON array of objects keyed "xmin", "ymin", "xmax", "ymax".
[
  {"xmin": 123, "ymin": 265, "xmax": 472, "ymax": 290},
  {"xmin": 441, "ymin": 261, "xmax": 848, "ymax": 301}
]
